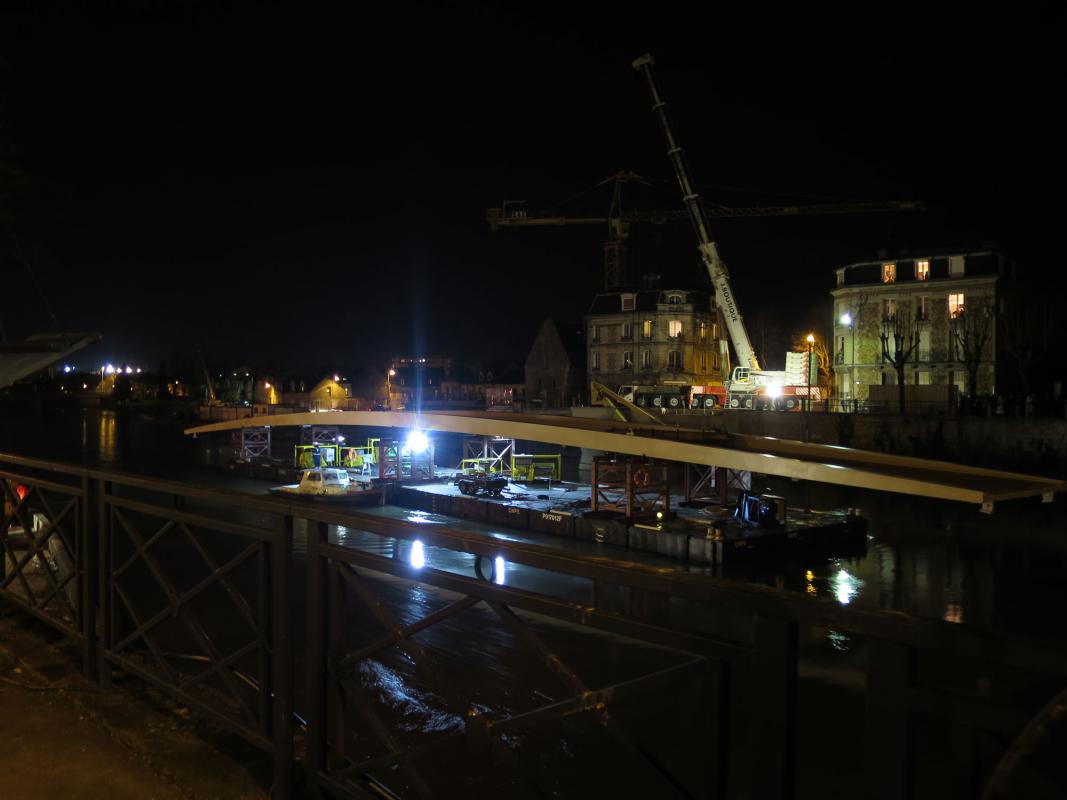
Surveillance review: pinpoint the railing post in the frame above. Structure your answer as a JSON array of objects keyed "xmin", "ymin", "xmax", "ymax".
[
  {"xmin": 305, "ymin": 519, "xmax": 329, "ymax": 798},
  {"xmin": 697, "ymin": 658, "xmax": 731, "ymax": 799},
  {"xmin": 864, "ymin": 639, "xmax": 910, "ymax": 800},
  {"xmin": 749, "ymin": 615, "xmax": 798, "ymax": 800},
  {"xmin": 80, "ymin": 473, "xmax": 97, "ymax": 682},
  {"xmin": 272, "ymin": 514, "xmax": 294, "ymax": 799},
  {"xmin": 97, "ymin": 478, "xmax": 113, "ymax": 689}
]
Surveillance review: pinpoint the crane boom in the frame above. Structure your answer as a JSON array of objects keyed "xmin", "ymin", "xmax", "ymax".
[
  {"xmin": 632, "ymin": 53, "xmax": 761, "ymax": 372},
  {"xmin": 487, "ymin": 199, "xmax": 924, "ymax": 230}
]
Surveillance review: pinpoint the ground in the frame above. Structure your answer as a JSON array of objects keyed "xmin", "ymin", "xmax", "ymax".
[{"xmin": 0, "ymin": 608, "xmax": 270, "ymax": 800}]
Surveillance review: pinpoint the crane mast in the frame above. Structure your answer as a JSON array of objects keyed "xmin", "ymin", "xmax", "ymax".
[{"xmin": 632, "ymin": 53, "xmax": 761, "ymax": 372}]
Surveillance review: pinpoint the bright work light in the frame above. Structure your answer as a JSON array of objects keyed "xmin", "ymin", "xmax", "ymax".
[{"xmin": 405, "ymin": 430, "xmax": 430, "ymax": 454}]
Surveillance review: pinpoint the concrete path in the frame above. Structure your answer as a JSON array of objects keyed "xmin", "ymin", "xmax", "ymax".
[{"xmin": 0, "ymin": 609, "xmax": 269, "ymax": 800}]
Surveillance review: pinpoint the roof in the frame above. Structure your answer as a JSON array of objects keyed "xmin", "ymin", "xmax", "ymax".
[{"xmin": 587, "ymin": 289, "xmax": 712, "ymax": 316}]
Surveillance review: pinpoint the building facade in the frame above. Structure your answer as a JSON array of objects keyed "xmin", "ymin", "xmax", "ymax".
[
  {"xmin": 585, "ymin": 288, "xmax": 725, "ymax": 393},
  {"xmin": 831, "ymin": 250, "xmax": 1010, "ymax": 403},
  {"xmin": 525, "ymin": 318, "xmax": 585, "ymax": 409}
]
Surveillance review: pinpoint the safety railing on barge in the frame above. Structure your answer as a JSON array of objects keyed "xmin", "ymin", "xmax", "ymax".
[{"xmin": 2, "ymin": 450, "xmax": 1066, "ymax": 799}]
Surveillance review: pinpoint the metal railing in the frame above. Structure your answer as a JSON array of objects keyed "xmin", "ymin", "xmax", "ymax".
[{"xmin": 3, "ymin": 450, "xmax": 1067, "ymax": 799}]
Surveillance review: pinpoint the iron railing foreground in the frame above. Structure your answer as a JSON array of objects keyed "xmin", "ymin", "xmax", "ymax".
[{"xmin": 2, "ymin": 451, "xmax": 1067, "ymax": 799}]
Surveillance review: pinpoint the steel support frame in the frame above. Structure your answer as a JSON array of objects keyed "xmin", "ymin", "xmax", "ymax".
[
  {"xmin": 462, "ymin": 436, "xmax": 515, "ymax": 475},
  {"xmin": 241, "ymin": 426, "xmax": 272, "ymax": 460},
  {"xmin": 591, "ymin": 457, "xmax": 669, "ymax": 518}
]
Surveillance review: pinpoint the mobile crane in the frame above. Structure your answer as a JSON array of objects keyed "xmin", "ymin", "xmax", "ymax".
[{"xmin": 632, "ymin": 53, "xmax": 816, "ymax": 410}]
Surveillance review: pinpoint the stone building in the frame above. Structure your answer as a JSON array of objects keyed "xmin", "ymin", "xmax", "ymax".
[
  {"xmin": 831, "ymin": 250, "xmax": 1011, "ymax": 403},
  {"xmin": 525, "ymin": 318, "xmax": 586, "ymax": 409},
  {"xmin": 584, "ymin": 288, "xmax": 725, "ymax": 393}
]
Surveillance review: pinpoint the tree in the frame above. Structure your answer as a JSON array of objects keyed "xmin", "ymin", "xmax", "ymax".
[
  {"xmin": 950, "ymin": 300, "xmax": 993, "ymax": 403},
  {"xmin": 999, "ymin": 294, "xmax": 1051, "ymax": 399},
  {"xmin": 880, "ymin": 309, "xmax": 924, "ymax": 414}
]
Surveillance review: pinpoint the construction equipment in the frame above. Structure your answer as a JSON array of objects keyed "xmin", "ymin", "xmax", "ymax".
[
  {"xmin": 633, "ymin": 53, "xmax": 827, "ymax": 409},
  {"xmin": 488, "ymin": 171, "xmax": 922, "ymax": 291},
  {"xmin": 455, "ymin": 471, "xmax": 508, "ymax": 497}
]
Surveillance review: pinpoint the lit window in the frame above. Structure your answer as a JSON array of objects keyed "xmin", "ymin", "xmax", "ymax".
[
  {"xmin": 590, "ymin": 324, "xmax": 599, "ymax": 341},
  {"xmin": 712, "ymin": 322, "xmax": 719, "ymax": 339},
  {"xmin": 916, "ymin": 260, "xmax": 929, "ymax": 281},
  {"xmin": 621, "ymin": 321, "xmax": 633, "ymax": 340},
  {"xmin": 668, "ymin": 350, "xmax": 681, "ymax": 369},
  {"xmin": 882, "ymin": 263, "xmax": 896, "ymax": 283},
  {"xmin": 699, "ymin": 321, "xmax": 707, "ymax": 341},
  {"xmin": 641, "ymin": 350, "xmax": 652, "ymax": 368},
  {"xmin": 642, "ymin": 320, "xmax": 653, "ymax": 339},
  {"xmin": 621, "ymin": 293, "xmax": 635, "ymax": 311},
  {"xmin": 591, "ymin": 350, "xmax": 600, "ymax": 370},
  {"xmin": 700, "ymin": 351, "xmax": 707, "ymax": 371},
  {"xmin": 623, "ymin": 351, "xmax": 633, "ymax": 369},
  {"xmin": 948, "ymin": 292, "xmax": 965, "ymax": 319},
  {"xmin": 668, "ymin": 320, "xmax": 682, "ymax": 338}
]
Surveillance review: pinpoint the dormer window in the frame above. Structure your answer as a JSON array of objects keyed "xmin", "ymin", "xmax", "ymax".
[
  {"xmin": 882, "ymin": 263, "xmax": 896, "ymax": 283},
  {"xmin": 667, "ymin": 293, "xmax": 683, "ymax": 305},
  {"xmin": 916, "ymin": 260, "xmax": 929, "ymax": 281},
  {"xmin": 621, "ymin": 293, "xmax": 635, "ymax": 311}
]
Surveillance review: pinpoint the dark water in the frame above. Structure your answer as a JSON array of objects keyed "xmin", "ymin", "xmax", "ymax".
[{"xmin": 3, "ymin": 405, "xmax": 1065, "ymax": 643}]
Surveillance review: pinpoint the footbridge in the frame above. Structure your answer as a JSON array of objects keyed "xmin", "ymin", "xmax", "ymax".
[{"xmin": 186, "ymin": 410, "xmax": 1064, "ymax": 511}]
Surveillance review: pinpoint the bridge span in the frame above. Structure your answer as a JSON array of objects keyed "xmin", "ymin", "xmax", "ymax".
[{"xmin": 186, "ymin": 410, "xmax": 1064, "ymax": 511}]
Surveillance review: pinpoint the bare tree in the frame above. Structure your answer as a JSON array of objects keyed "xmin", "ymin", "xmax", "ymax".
[
  {"xmin": 950, "ymin": 300, "xmax": 993, "ymax": 402},
  {"xmin": 999, "ymin": 295, "xmax": 1050, "ymax": 398},
  {"xmin": 880, "ymin": 309, "xmax": 924, "ymax": 414}
]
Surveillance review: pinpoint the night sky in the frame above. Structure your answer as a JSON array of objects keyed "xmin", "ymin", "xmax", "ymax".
[{"xmin": 1, "ymin": 2, "xmax": 1063, "ymax": 371}]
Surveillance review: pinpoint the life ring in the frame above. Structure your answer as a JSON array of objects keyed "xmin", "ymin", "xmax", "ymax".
[{"xmin": 633, "ymin": 467, "xmax": 652, "ymax": 488}]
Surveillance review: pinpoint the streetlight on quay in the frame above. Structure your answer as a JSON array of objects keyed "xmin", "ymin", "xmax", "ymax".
[
  {"xmin": 806, "ymin": 333, "xmax": 815, "ymax": 412},
  {"xmin": 386, "ymin": 368, "xmax": 396, "ymax": 409},
  {"xmin": 840, "ymin": 312, "xmax": 855, "ymax": 412}
]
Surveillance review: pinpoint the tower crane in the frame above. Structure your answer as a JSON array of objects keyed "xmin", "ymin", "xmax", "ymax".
[{"xmin": 487, "ymin": 172, "xmax": 922, "ymax": 291}]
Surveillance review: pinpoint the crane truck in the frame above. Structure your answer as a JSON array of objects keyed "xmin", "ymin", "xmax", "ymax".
[{"xmin": 632, "ymin": 54, "xmax": 819, "ymax": 411}]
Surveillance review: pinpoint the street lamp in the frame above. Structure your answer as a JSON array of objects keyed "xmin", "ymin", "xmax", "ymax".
[
  {"xmin": 386, "ymin": 368, "xmax": 396, "ymax": 409},
  {"xmin": 806, "ymin": 333, "xmax": 815, "ymax": 412},
  {"xmin": 839, "ymin": 312, "xmax": 855, "ymax": 410}
]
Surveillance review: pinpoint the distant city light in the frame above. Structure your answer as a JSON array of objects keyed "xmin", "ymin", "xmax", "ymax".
[
  {"xmin": 388, "ymin": 368, "xmax": 396, "ymax": 377},
  {"xmin": 264, "ymin": 382, "xmax": 271, "ymax": 388},
  {"xmin": 136, "ymin": 368, "xmax": 142, "ymax": 373},
  {"xmin": 806, "ymin": 333, "xmax": 815, "ymax": 344},
  {"xmin": 125, "ymin": 366, "xmax": 132, "ymax": 374},
  {"xmin": 82, "ymin": 383, "xmax": 87, "ymax": 389},
  {"xmin": 63, "ymin": 365, "xmax": 71, "ymax": 373},
  {"xmin": 333, "ymin": 374, "xmax": 340, "ymax": 382},
  {"xmin": 105, "ymin": 364, "xmax": 115, "ymax": 374}
]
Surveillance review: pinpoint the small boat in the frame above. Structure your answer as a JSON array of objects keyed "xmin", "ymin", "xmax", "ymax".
[{"xmin": 269, "ymin": 468, "xmax": 382, "ymax": 502}]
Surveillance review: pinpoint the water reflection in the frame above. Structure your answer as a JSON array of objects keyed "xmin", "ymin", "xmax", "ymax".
[
  {"xmin": 409, "ymin": 540, "xmax": 426, "ymax": 569},
  {"xmin": 832, "ymin": 568, "xmax": 861, "ymax": 605}
]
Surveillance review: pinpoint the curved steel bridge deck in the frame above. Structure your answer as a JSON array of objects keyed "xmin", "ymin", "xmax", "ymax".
[{"xmin": 186, "ymin": 410, "xmax": 1064, "ymax": 510}]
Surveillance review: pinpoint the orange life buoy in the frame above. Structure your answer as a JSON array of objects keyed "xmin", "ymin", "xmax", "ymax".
[{"xmin": 633, "ymin": 467, "xmax": 652, "ymax": 488}]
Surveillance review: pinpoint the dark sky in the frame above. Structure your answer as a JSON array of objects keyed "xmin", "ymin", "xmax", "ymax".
[{"xmin": 1, "ymin": 2, "xmax": 1063, "ymax": 371}]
